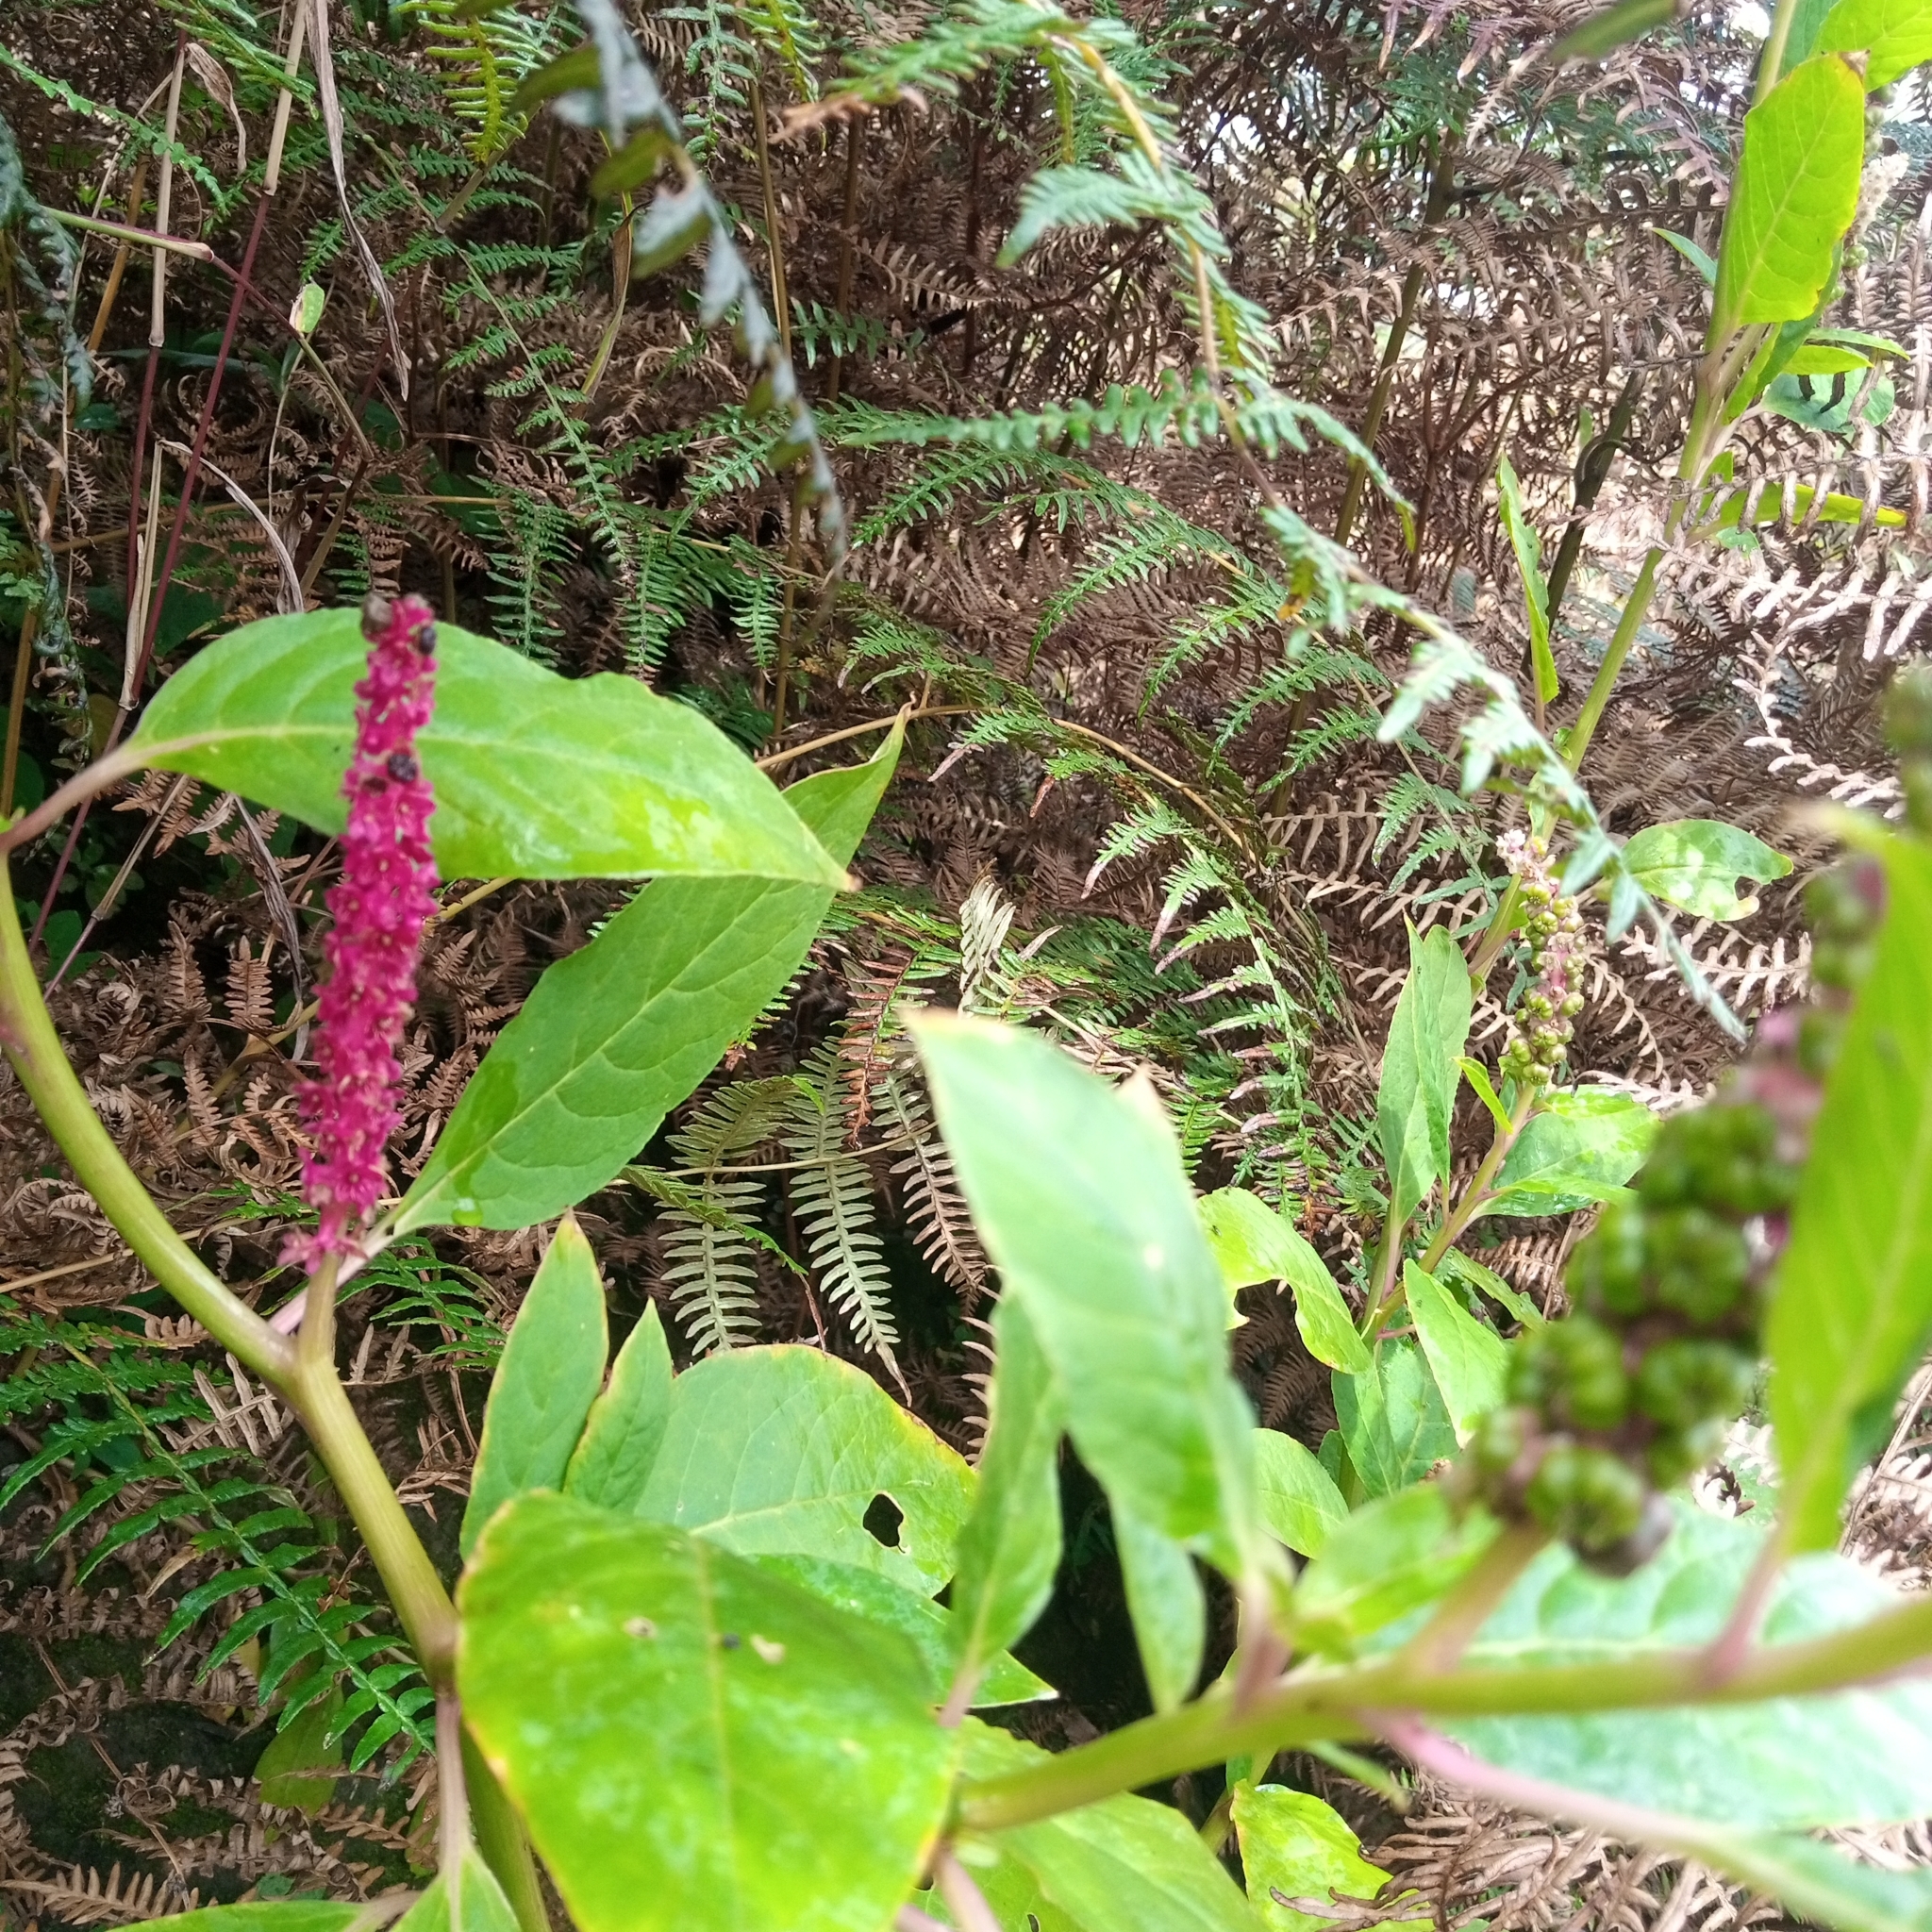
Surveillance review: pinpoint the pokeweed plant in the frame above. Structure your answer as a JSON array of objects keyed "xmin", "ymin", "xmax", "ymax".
[{"xmin": 5, "ymin": 4, "xmax": 1932, "ymax": 1932}]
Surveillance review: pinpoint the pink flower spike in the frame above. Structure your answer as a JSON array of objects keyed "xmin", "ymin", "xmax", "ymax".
[{"xmin": 285, "ymin": 592, "xmax": 440, "ymax": 1274}]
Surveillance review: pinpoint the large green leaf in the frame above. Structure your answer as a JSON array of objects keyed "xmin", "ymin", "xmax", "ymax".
[
  {"xmin": 1402, "ymin": 1262, "xmax": 1506, "ymax": 1441},
  {"xmin": 632, "ymin": 1345, "xmax": 974, "ymax": 1593},
  {"xmin": 1621, "ymin": 818, "xmax": 1793, "ymax": 922},
  {"xmin": 459, "ymin": 1493, "xmax": 956, "ymax": 1932},
  {"xmin": 1232, "ymin": 1783, "xmax": 1410, "ymax": 1932},
  {"xmin": 460, "ymin": 1215, "xmax": 608, "ymax": 1559},
  {"xmin": 1442, "ymin": 1507, "xmax": 1932, "ymax": 1826},
  {"xmin": 1376, "ymin": 925, "xmax": 1473, "ymax": 1228},
  {"xmin": 396, "ymin": 733, "xmax": 899, "ymax": 1233},
  {"xmin": 1816, "ymin": 0, "xmax": 1932, "ymax": 87},
  {"xmin": 1484, "ymin": 1088, "xmax": 1657, "ymax": 1219},
  {"xmin": 130, "ymin": 608, "xmax": 843, "ymax": 885},
  {"xmin": 564, "ymin": 1303, "xmax": 674, "ymax": 1510},
  {"xmin": 946, "ymin": 1296, "xmax": 1065, "ymax": 1706},
  {"xmin": 953, "ymin": 1722, "xmax": 1262, "ymax": 1932},
  {"xmin": 1197, "ymin": 1189, "xmax": 1369, "ymax": 1374},
  {"xmin": 914, "ymin": 1015, "xmax": 1262, "ymax": 1577},
  {"xmin": 1712, "ymin": 55, "xmax": 1867, "ymax": 332},
  {"xmin": 1769, "ymin": 838, "xmax": 1932, "ymax": 1551},
  {"xmin": 1253, "ymin": 1428, "xmax": 1347, "ymax": 1558},
  {"xmin": 1333, "ymin": 1339, "xmax": 1457, "ymax": 1499}
]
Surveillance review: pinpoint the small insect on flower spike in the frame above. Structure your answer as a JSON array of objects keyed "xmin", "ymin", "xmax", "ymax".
[{"xmin": 275, "ymin": 593, "xmax": 440, "ymax": 1341}]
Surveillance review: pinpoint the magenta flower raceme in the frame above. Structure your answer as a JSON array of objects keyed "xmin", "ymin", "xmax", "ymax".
[{"xmin": 284, "ymin": 592, "xmax": 440, "ymax": 1275}]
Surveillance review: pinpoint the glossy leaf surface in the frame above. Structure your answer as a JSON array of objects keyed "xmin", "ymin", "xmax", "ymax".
[
  {"xmin": 460, "ymin": 1216, "xmax": 607, "ymax": 1558},
  {"xmin": 397, "ymin": 735, "xmax": 897, "ymax": 1232},
  {"xmin": 1486, "ymin": 1088, "xmax": 1657, "ymax": 1219},
  {"xmin": 1769, "ymin": 838, "xmax": 1932, "ymax": 1550},
  {"xmin": 131, "ymin": 608, "xmax": 843, "ymax": 885},
  {"xmin": 634, "ymin": 1345, "xmax": 974, "ymax": 1592},
  {"xmin": 1334, "ymin": 1339, "xmax": 1457, "ymax": 1498},
  {"xmin": 1712, "ymin": 55, "xmax": 1866, "ymax": 330},
  {"xmin": 916, "ymin": 1016, "xmax": 1261, "ymax": 1575}
]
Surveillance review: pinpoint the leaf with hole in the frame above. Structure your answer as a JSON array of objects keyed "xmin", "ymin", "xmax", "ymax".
[
  {"xmin": 129, "ymin": 608, "xmax": 843, "ymax": 886},
  {"xmin": 1198, "ymin": 1189, "xmax": 1370, "ymax": 1374},
  {"xmin": 459, "ymin": 1492, "xmax": 956, "ymax": 1932},
  {"xmin": 461, "ymin": 1215, "xmax": 608, "ymax": 1558},
  {"xmin": 1621, "ymin": 818, "xmax": 1794, "ymax": 922},
  {"xmin": 1232, "ymin": 1783, "xmax": 1411, "ymax": 1932},
  {"xmin": 395, "ymin": 729, "xmax": 898, "ymax": 1233},
  {"xmin": 631, "ymin": 1344, "xmax": 974, "ymax": 1593}
]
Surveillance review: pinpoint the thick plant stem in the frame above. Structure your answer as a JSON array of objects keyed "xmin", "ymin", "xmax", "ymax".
[{"xmin": 0, "ymin": 858, "xmax": 291, "ymax": 1378}]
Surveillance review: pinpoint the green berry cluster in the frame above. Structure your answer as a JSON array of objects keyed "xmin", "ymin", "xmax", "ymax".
[
  {"xmin": 1464, "ymin": 1101, "xmax": 1796, "ymax": 1572},
  {"xmin": 1497, "ymin": 829, "xmax": 1586, "ymax": 1090}
]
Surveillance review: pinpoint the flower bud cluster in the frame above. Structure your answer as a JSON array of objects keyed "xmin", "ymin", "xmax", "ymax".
[{"xmin": 1496, "ymin": 829, "xmax": 1586, "ymax": 1089}]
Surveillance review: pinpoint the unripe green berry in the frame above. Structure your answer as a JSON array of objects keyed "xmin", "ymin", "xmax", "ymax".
[
  {"xmin": 1471, "ymin": 1404, "xmax": 1535, "ymax": 1478},
  {"xmin": 1633, "ymin": 1338, "xmax": 1757, "ymax": 1430},
  {"xmin": 1645, "ymin": 1206, "xmax": 1750, "ymax": 1325},
  {"xmin": 1507, "ymin": 1316, "xmax": 1630, "ymax": 1431},
  {"xmin": 1569, "ymin": 1198, "xmax": 1650, "ymax": 1320},
  {"xmin": 1640, "ymin": 1104, "xmax": 1794, "ymax": 1218},
  {"xmin": 1525, "ymin": 1444, "xmax": 1648, "ymax": 1554},
  {"xmin": 1646, "ymin": 1415, "xmax": 1730, "ymax": 1488}
]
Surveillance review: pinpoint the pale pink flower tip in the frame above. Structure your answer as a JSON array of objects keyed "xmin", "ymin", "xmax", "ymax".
[{"xmin": 286, "ymin": 592, "xmax": 440, "ymax": 1273}]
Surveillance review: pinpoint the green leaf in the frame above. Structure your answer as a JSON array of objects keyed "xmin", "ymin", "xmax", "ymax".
[
  {"xmin": 1232, "ymin": 1784, "xmax": 1407, "ymax": 1932},
  {"xmin": 141, "ymin": 1908, "xmax": 378, "ymax": 1932},
  {"xmin": 1712, "ymin": 55, "xmax": 1867, "ymax": 332},
  {"xmin": 1253, "ymin": 1428, "xmax": 1347, "ymax": 1558},
  {"xmin": 1485, "ymin": 1089, "xmax": 1658, "ymax": 1218},
  {"xmin": 1550, "ymin": 0, "xmax": 1678, "ymax": 59},
  {"xmin": 564, "ymin": 1303, "xmax": 674, "ymax": 1510},
  {"xmin": 751, "ymin": 1555, "xmax": 1053, "ymax": 1708},
  {"xmin": 1621, "ymin": 817, "xmax": 1794, "ymax": 921},
  {"xmin": 460, "ymin": 1215, "xmax": 608, "ymax": 1559},
  {"xmin": 1333, "ymin": 1339, "xmax": 1457, "ymax": 1499},
  {"xmin": 460, "ymin": 1492, "xmax": 956, "ymax": 1932},
  {"xmin": 395, "ymin": 732, "xmax": 899, "ymax": 1233},
  {"xmin": 1693, "ymin": 480, "xmax": 1907, "ymax": 535},
  {"xmin": 914, "ymin": 1015, "xmax": 1263, "ymax": 1577},
  {"xmin": 1197, "ymin": 1190, "xmax": 1369, "ymax": 1374},
  {"xmin": 946, "ymin": 1296, "xmax": 1065, "ymax": 1707},
  {"xmin": 130, "ymin": 608, "xmax": 843, "ymax": 886},
  {"xmin": 1291, "ymin": 1485, "xmax": 1496, "ymax": 1657},
  {"xmin": 632, "ymin": 1344, "xmax": 974, "ymax": 1593},
  {"xmin": 1496, "ymin": 456, "xmax": 1557, "ymax": 705},
  {"xmin": 955, "ymin": 1722, "xmax": 1264, "ymax": 1932},
  {"xmin": 1114, "ymin": 1504, "xmax": 1207, "ymax": 1712},
  {"xmin": 1782, "ymin": 0, "xmax": 1843, "ymax": 67},
  {"xmin": 1457, "ymin": 1058, "xmax": 1512, "ymax": 1137},
  {"xmin": 1442, "ymin": 1505, "xmax": 1932, "ymax": 1825},
  {"xmin": 1769, "ymin": 838, "xmax": 1932, "ymax": 1551},
  {"xmin": 1784, "ymin": 343, "xmax": 1871, "ymax": 375},
  {"xmin": 1438, "ymin": 1248, "xmax": 1544, "ymax": 1327},
  {"xmin": 392, "ymin": 1849, "xmax": 520, "ymax": 1932},
  {"xmin": 255, "ymin": 1685, "xmax": 342, "ymax": 1816},
  {"xmin": 1376, "ymin": 925, "xmax": 1473, "ymax": 1228},
  {"xmin": 1666, "ymin": 1828, "xmax": 1932, "ymax": 1931},
  {"xmin": 1816, "ymin": 0, "xmax": 1932, "ymax": 85},
  {"xmin": 1653, "ymin": 225, "xmax": 1718, "ymax": 284},
  {"xmin": 1402, "ymin": 1262, "xmax": 1507, "ymax": 1441},
  {"xmin": 508, "ymin": 41, "xmax": 597, "ymax": 111}
]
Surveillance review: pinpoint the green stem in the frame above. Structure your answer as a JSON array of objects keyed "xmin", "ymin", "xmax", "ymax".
[
  {"xmin": 1560, "ymin": 543, "xmax": 1661, "ymax": 778},
  {"xmin": 954, "ymin": 1583, "xmax": 1932, "ymax": 1834},
  {"xmin": 1755, "ymin": 0, "xmax": 1805, "ymax": 102},
  {"xmin": 0, "ymin": 858, "xmax": 291, "ymax": 1379},
  {"xmin": 1419, "ymin": 1087, "xmax": 1538, "ymax": 1274}
]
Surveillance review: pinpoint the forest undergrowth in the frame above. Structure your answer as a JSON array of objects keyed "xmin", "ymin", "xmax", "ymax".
[{"xmin": 0, "ymin": 0, "xmax": 1929, "ymax": 1921}]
